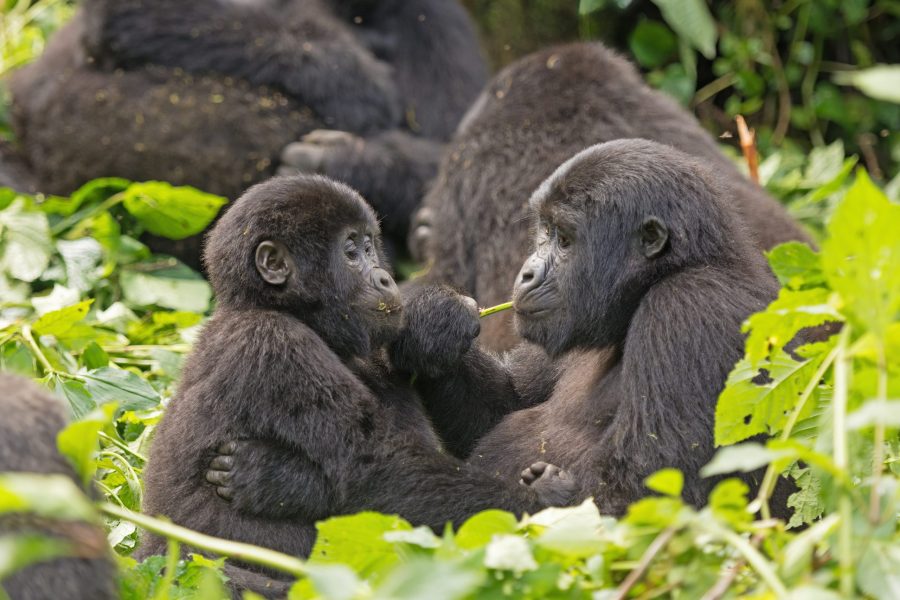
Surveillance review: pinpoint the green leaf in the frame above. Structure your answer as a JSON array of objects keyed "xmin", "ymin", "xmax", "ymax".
[
  {"xmin": 530, "ymin": 500, "xmax": 608, "ymax": 557},
  {"xmin": 311, "ymin": 513, "xmax": 412, "ymax": 578},
  {"xmin": 0, "ymin": 198, "xmax": 52, "ymax": 282},
  {"xmin": 708, "ymin": 479, "xmax": 752, "ymax": 528},
  {"xmin": 858, "ymin": 540, "xmax": 900, "ymax": 599},
  {"xmin": 743, "ymin": 288, "xmax": 839, "ymax": 365},
  {"xmin": 834, "ymin": 65, "xmax": 900, "ymax": 103},
  {"xmin": 82, "ymin": 367, "xmax": 161, "ymax": 412},
  {"xmin": 801, "ymin": 140, "xmax": 846, "ymax": 188},
  {"xmin": 56, "ymin": 378, "xmax": 96, "ymax": 420},
  {"xmin": 121, "ymin": 261, "xmax": 212, "ymax": 313},
  {"xmin": 32, "ymin": 300, "xmax": 93, "ymax": 338},
  {"xmin": 822, "ymin": 170, "xmax": 900, "ymax": 337},
  {"xmin": 644, "ymin": 468, "xmax": 683, "ymax": 497},
  {"xmin": 715, "ymin": 350, "xmax": 828, "ymax": 446},
  {"xmin": 82, "ymin": 341, "xmax": 110, "ymax": 370},
  {"xmin": 847, "ymin": 400, "xmax": 900, "ymax": 429},
  {"xmin": 456, "ymin": 510, "xmax": 518, "ymax": 550},
  {"xmin": 122, "ymin": 182, "xmax": 226, "ymax": 240},
  {"xmin": 0, "ymin": 473, "xmax": 97, "ymax": 522},
  {"xmin": 766, "ymin": 242, "xmax": 825, "ymax": 290},
  {"xmin": 578, "ymin": 0, "xmax": 606, "ymax": 15},
  {"xmin": 701, "ymin": 442, "xmax": 789, "ymax": 477},
  {"xmin": 484, "ymin": 535, "xmax": 537, "ymax": 572},
  {"xmin": 629, "ymin": 19, "xmax": 677, "ymax": 68},
  {"xmin": 781, "ymin": 514, "xmax": 838, "ymax": 580},
  {"xmin": 57, "ymin": 238, "xmax": 103, "ymax": 293},
  {"xmin": 383, "ymin": 526, "xmax": 441, "ymax": 549},
  {"xmin": 786, "ymin": 464, "xmax": 825, "ymax": 528},
  {"xmin": 300, "ymin": 564, "xmax": 361, "ymax": 600},
  {"xmin": 651, "ymin": 0, "xmax": 717, "ymax": 59},
  {"xmin": 57, "ymin": 405, "xmax": 115, "ymax": 487},
  {"xmin": 373, "ymin": 558, "xmax": 483, "ymax": 600}
]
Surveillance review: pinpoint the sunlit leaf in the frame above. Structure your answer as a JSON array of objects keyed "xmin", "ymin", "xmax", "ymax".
[
  {"xmin": 122, "ymin": 182, "xmax": 226, "ymax": 240},
  {"xmin": 0, "ymin": 198, "xmax": 52, "ymax": 282},
  {"xmin": 651, "ymin": 0, "xmax": 717, "ymax": 59}
]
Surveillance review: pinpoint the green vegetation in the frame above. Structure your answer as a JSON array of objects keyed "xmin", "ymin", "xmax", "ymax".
[{"xmin": 1, "ymin": 1, "xmax": 899, "ymax": 598}]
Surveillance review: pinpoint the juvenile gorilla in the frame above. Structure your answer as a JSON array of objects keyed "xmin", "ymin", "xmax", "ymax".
[
  {"xmin": 413, "ymin": 43, "xmax": 812, "ymax": 350},
  {"xmin": 9, "ymin": 0, "xmax": 485, "ymax": 262},
  {"xmin": 392, "ymin": 139, "xmax": 789, "ymax": 515},
  {"xmin": 140, "ymin": 176, "xmax": 574, "ymax": 577},
  {"xmin": 0, "ymin": 374, "xmax": 116, "ymax": 600}
]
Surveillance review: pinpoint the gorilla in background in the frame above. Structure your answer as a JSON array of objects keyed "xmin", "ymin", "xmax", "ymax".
[
  {"xmin": 0, "ymin": 373, "xmax": 117, "ymax": 600},
  {"xmin": 412, "ymin": 42, "xmax": 812, "ymax": 350},
  {"xmin": 0, "ymin": 142, "xmax": 37, "ymax": 193},
  {"xmin": 8, "ymin": 0, "xmax": 486, "ymax": 265},
  {"xmin": 212, "ymin": 140, "xmax": 796, "ymax": 530},
  {"xmin": 139, "ymin": 175, "xmax": 575, "ymax": 589}
]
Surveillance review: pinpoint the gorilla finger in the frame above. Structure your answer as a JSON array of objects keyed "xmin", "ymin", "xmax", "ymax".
[
  {"xmin": 461, "ymin": 296, "xmax": 478, "ymax": 312},
  {"xmin": 529, "ymin": 461, "xmax": 549, "ymax": 475},
  {"xmin": 280, "ymin": 143, "xmax": 326, "ymax": 171},
  {"xmin": 217, "ymin": 441, "xmax": 238, "ymax": 455},
  {"xmin": 302, "ymin": 129, "xmax": 360, "ymax": 146},
  {"xmin": 210, "ymin": 455, "xmax": 234, "ymax": 471},
  {"xmin": 520, "ymin": 467, "xmax": 537, "ymax": 484},
  {"xmin": 206, "ymin": 469, "xmax": 231, "ymax": 487},
  {"xmin": 216, "ymin": 486, "xmax": 234, "ymax": 502}
]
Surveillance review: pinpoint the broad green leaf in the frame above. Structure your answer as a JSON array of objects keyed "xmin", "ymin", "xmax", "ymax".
[
  {"xmin": 383, "ymin": 526, "xmax": 441, "ymax": 549},
  {"xmin": 484, "ymin": 535, "xmax": 537, "ymax": 572},
  {"xmin": 822, "ymin": 170, "xmax": 900, "ymax": 337},
  {"xmin": 456, "ymin": 510, "xmax": 518, "ymax": 550},
  {"xmin": 82, "ymin": 367, "xmax": 161, "ymax": 412},
  {"xmin": 766, "ymin": 242, "xmax": 824, "ymax": 290},
  {"xmin": 629, "ymin": 19, "xmax": 677, "ymax": 68},
  {"xmin": 0, "ymin": 198, "xmax": 52, "ymax": 282},
  {"xmin": 311, "ymin": 513, "xmax": 412, "ymax": 578},
  {"xmin": 56, "ymin": 378, "xmax": 96, "ymax": 420},
  {"xmin": 122, "ymin": 182, "xmax": 226, "ymax": 240},
  {"xmin": 300, "ymin": 564, "xmax": 361, "ymax": 600},
  {"xmin": 834, "ymin": 65, "xmax": 900, "ymax": 103},
  {"xmin": 743, "ymin": 287, "xmax": 839, "ymax": 365},
  {"xmin": 801, "ymin": 140, "xmax": 845, "ymax": 188},
  {"xmin": 701, "ymin": 442, "xmax": 789, "ymax": 477},
  {"xmin": 623, "ymin": 496, "xmax": 689, "ymax": 528},
  {"xmin": 644, "ymin": 468, "xmax": 683, "ymax": 497},
  {"xmin": 121, "ymin": 261, "xmax": 212, "ymax": 313},
  {"xmin": 858, "ymin": 540, "xmax": 900, "ymax": 599},
  {"xmin": 31, "ymin": 284, "xmax": 81, "ymax": 316},
  {"xmin": 373, "ymin": 558, "xmax": 483, "ymax": 600},
  {"xmin": 57, "ymin": 405, "xmax": 116, "ymax": 487},
  {"xmin": 651, "ymin": 0, "xmax": 717, "ymax": 59},
  {"xmin": 0, "ymin": 473, "xmax": 97, "ymax": 522},
  {"xmin": 32, "ymin": 300, "xmax": 93, "ymax": 338},
  {"xmin": 82, "ymin": 341, "xmax": 110, "ymax": 369},
  {"xmin": 531, "ymin": 499, "xmax": 609, "ymax": 557},
  {"xmin": 708, "ymin": 479, "xmax": 752, "ymax": 528},
  {"xmin": 715, "ymin": 350, "xmax": 828, "ymax": 446},
  {"xmin": 57, "ymin": 238, "xmax": 103, "ymax": 293}
]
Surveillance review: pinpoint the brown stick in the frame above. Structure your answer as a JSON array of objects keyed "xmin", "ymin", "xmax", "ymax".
[
  {"xmin": 613, "ymin": 526, "xmax": 678, "ymax": 600},
  {"xmin": 736, "ymin": 115, "xmax": 760, "ymax": 184}
]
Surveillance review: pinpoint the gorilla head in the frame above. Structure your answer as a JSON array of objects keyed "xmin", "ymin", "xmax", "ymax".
[
  {"xmin": 513, "ymin": 138, "xmax": 750, "ymax": 356},
  {"xmin": 204, "ymin": 175, "xmax": 401, "ymax": 358}
]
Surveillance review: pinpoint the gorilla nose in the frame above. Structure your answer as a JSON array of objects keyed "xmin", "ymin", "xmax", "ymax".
[
  {"xmin": 372, "ymin": 268, "xmax": 399, "ymax": 297},
  {"xmin": 515, "ymin": 256, "xmax": 546, "ymax": 296}
]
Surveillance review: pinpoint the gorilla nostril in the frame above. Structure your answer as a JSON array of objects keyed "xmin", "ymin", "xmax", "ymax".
[
  {"xmin": 521, "ymin": 270, "xmax": 534, "ymax": 283},
  {"xmin": 378, "ymin": 275, "xmax": 392, "ymax": 289}
]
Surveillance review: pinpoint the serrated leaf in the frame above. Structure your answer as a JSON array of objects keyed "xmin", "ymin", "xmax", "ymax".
[
  {"xmin": 715, "ymin": 350, "xmax": 827, "ymax": 446},
  {"xmin": 32, "ymin": 300, "xmax": 93, "ymax": 338},
  {"xmin": 0, "ymin": 198, "xmax": 52, "ymax": 282},
  {"xmin": 651, "ymin": 0, "xmax": 717, "ymax": 59},
  {"xmin": 822, "ymin": 170, "xmax": 900, "ymax": 337},
  {"xmin": 122, "ymin": 182, "xmax": 226, "ymax": 240}
]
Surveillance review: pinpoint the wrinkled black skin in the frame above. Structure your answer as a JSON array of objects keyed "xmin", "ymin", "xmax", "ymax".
[
  {"xmin": 8, "ymin": 0, "xmax": 485, "ymax": 265},
  {"xmin": 395, "ymin": 140, "xmax": 794, "ymax": 517},
  {"xmin": 140, "ymin": 175, "xmax": 573, "ymax": 590},
  {"xmin": 0, "ymin": 374, "xmax": 117, "ymax": 600},
  {"xmin": 413, "ymin": 42, "xmax": 812, "ymax": 351}
]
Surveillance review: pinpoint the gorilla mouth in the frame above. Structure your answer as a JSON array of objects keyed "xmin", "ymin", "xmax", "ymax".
[
  {"xmin": 513, "ymin": 304, "xmax": 553, "ymax": 319},
  {"xmin": 375, "ymin": 301, "xmax": 403, "ymax": 316}
]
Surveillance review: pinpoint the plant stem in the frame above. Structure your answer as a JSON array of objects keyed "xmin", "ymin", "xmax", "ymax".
[
  {"xmin": 99, "ymin": 431, "xmax": 148, "ymax": 463},
  {"xmin": 701, "ymin": 520, "xmax": 787, "ymax": 598},
  {"xmin": 613, "ymin": 526, "xmax": 678, "ymax": 600},
  {"xmin": 479, "ymin": 302, "xmax": 513, "ymax": 318},
  {"xmin": 869, "ymin": 343, "xmax": 887, "ymax": 524},
  {"xmin": 51, "ymin": 192, "xmax": 125, "ymax": 236},
  {"xmin": 99, "ymin": 503, "xmax": 307, "ymax": 577},
  {"xmin": 20, "ymin": 324, "xmax": 56, "ymax": 375},
  {"xmin": 754, "ymin": 344, "xmax": 840, "ymax": 518},
  {"xmin": 832, "ymin": 328, "xmax": 854, "ymax": 597}
]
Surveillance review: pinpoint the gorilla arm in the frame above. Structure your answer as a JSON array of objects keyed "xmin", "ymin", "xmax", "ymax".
[
  {"xmin": 81, "ymin": 0, "xmax": 400, "ymax": 133},
  {"xmin": 390, "ymin": 286, "xmax": 559, "ymax": 458}
]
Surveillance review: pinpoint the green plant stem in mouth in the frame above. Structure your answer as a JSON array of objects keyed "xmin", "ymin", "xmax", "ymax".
[{"xmin": 479, "ymin": 301, "xmax": 514, "ymax": 318}]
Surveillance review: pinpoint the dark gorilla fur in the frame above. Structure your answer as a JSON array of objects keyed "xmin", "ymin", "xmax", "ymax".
[
  {"xmin": 0, "ymin": 373, "xmax": 117, "ymax": 600},
  {"xmin": 139, "ymin": 175, "xmax": 574, "ymax": 587},
  {"xmin": 8, "ymin": 0, "xmax": 485, "ymax": 264},
  {"xmin": 413, "ymin": 42, "xmax": 812, "ymax": 351},
  {"xmin": 393, "ymin": 140, "xmax": 794, "ymax": 517}
]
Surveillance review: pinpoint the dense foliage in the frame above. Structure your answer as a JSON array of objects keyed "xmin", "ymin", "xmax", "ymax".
[{"xmin": 1, "ymin": 0, "xmax": 899, "ymax": 598}]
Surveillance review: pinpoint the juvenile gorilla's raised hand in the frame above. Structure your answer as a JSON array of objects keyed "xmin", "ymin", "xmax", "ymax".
[
  {"xmin": 390, "ymin": 286, "xmax": 481, "ymax": 379},
  {"xmin": 520, "ymin": 462, "xmax": 578, "ymax": 507}
]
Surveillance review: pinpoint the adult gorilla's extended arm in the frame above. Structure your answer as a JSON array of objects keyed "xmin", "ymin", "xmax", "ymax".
[
  {"xmin": 391, "ymin": 286, "xmax": 558, "ymax": 458},
  {"xmin": 80, "ymin": 0, "xmax": 400, "ymax": 133}
]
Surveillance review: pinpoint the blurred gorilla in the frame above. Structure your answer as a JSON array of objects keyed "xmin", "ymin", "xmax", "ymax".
[
  {"xmin": 413, "ymin": 43, "xmax": 812, "ymax": 350},
  {"xmin": 393, "ymin": 140, "xmax": 795, "ymax": 516},
  {"xmin": 0, "ymin": 373, "xmax": 117, "ymax": 600},
  {"xmin": 8, "ymin": 0, "xmax": 485, "ymax": 264}
]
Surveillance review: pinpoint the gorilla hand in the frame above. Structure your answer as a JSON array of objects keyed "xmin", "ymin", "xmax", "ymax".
[
  {"xmin": 277, "ymin": 130, "xmax": 364, "ymax": 177},
  {"xmin": 521, "ymin": 462, "xmax": 577, "ymax": 507},
  {"xmin": 390, "ymin": 285, "xmax": 480, "ymax": 379}
]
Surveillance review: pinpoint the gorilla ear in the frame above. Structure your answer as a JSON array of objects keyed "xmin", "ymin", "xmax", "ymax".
[
  {"xmin": 639, "ymin": 216, "xmax": 669, "ymax": 259},
  {"xmin": 255, "ymin": 240, "xmax": 292, "ymax": 285}
]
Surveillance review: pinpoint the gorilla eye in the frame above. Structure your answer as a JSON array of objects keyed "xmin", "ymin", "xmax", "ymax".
[
  {"xmin": 557, "ymin": 231, "xmax": 571, "ymax": 249},
  {"xmin": 363, "ymin": 236, "xmax": 374, "ymax": 256},
  {"xmin": 344, "ymin": 238, "xmax": 359, "ymax": 260}
]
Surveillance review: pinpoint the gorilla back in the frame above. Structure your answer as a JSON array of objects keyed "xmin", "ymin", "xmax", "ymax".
[{"xmin": 415, "ymin": 42, "xmax": 811, "ymax": 350}]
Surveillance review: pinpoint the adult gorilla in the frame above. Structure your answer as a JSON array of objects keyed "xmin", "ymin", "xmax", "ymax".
[
  {"xmin": 412, "ymin": 43, "xmax": 811, "ymax": 350},
  {"xmin": 8, "ymin": 0, "xmax": 485, "ymax": 264}
]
